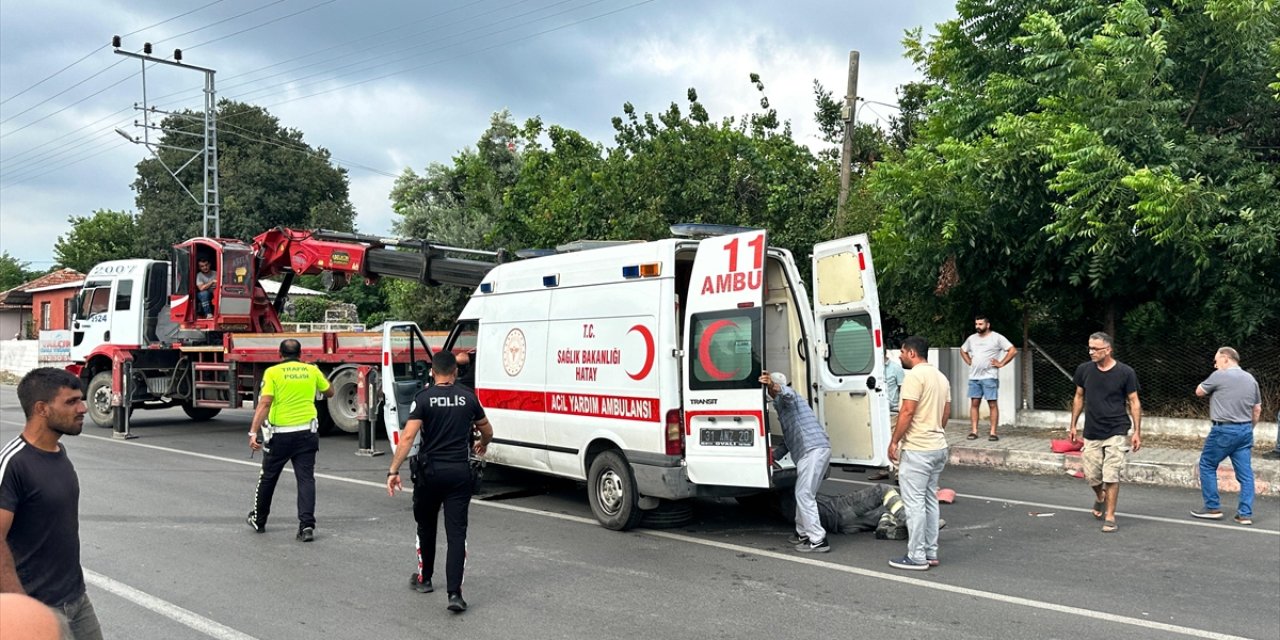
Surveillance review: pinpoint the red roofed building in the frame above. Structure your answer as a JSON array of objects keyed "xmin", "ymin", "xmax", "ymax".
[{"xmin": 0, "ymin": 269, "xmax": 85, "ymax": 340}]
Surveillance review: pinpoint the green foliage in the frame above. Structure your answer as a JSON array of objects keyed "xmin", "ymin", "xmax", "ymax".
[
  {"xmin": 282, "ymin": 296, "xmax": 332, "ymax": 324},
  {"xmin": 53, "ymin": 210, "xmax": 138, "ymax": 273},
  {"xmin": 870, "ymin": 0, "xmax": 1280, "ymax": 345},
  {"xmin": 0, "ymin": 252, "xmax": 36, "ymax": 290},
  {"xmin": 132, "ymin": 101, "xmax": 356, "ymax": 258}
]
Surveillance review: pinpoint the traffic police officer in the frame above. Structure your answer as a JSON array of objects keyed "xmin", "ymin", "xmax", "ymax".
[
  {"xmin": 386, "ymin": 350, "xmax": 492, "ymax": 613},
  {"xmin": 247, "ymin": 339, "xmax": 334, "ymax": 541}
]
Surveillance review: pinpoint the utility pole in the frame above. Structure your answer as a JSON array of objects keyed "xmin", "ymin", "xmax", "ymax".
[
  {"xmin": 111, "ymin": 37, "xmax": 220, "ymax": 238},
  {"xmin": 837, "ymin": 50, "xmax": 860, "ymax": 215}
]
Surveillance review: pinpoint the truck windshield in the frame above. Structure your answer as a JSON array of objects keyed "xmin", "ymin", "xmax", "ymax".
[{"xmin": 80, "ymin": 281, "xmax": 112, "ymax": 319}]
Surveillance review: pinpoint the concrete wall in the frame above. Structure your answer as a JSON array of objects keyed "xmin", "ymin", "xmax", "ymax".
[
  {"xmin": 1017, "ymin": 409, "xmax": 1278, "ymax": 448},
  {"xmin": 0, "ymin": 340, "xmax": 38, "ymax": 376},
  {"xmin": 0, "ymin": 309, "xmax": 24, "ymax": 340},
  {"xmin": 931, "ymin": 347, "xmax": 1019, "ymax": 426}
]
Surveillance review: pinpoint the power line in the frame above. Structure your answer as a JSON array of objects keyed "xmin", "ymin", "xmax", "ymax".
[
  {"xmin": 0, "ymin": 140, "xmax": 132, "ymax": 193},
  {"xmin": 0, "ymin": 65, "xmax": 142, "ymax": 140},
  {"xmin": 152, "ymin": 0, "xmax": 290, "ymax": 46},
  {"xmin": 219, "ymin": 122, "xmax": 398, "ymax": 178},
  {"xmin": 0, "ymin": 59, "xmax": 130, "ymax": 127},
  {"xmin": 0, "ymin": 0, "xmax": 227, "ymax": 107},
  {"xmin": 0, "ymin": 107, "xmax": 132, "ymax": 167},
  {"xmin": 182, "ymin": 0, "xmax": 342, "ymax": 52}
]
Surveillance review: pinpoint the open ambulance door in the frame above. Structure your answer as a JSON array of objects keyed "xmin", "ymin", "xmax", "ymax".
[
  {"xmin": 379, "ymin": 322, "xmax": 434, "ymax": 452},
  {"xmin": 682, "ymin": 229, "xmax": 770, "ymax": 488},
  {"xmin": 811, "ymin": 234, "xmax": 890, "ymax": 467}
]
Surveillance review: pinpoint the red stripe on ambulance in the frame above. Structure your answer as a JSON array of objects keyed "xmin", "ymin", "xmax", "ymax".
[{"xmin": 478, "ymin": 389, "xmax": 660, "ymax": 423}]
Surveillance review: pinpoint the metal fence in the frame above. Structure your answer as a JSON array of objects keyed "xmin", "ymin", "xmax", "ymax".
[{"xmin": 1024, "ymin": 341, "xmax": 1280, "ymax": 420}]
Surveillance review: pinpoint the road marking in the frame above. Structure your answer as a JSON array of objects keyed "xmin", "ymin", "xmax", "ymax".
[
  {"xmin": 85, "ymin": 569, "xmax": 259, "ymax": 640},
  {"xmin": 829, "ymin": 477, "xmax": 1278, "ymax": 536},
  {"xmin": 61, "ymin": 432, "xmax": 1264, "ymax": 639}
]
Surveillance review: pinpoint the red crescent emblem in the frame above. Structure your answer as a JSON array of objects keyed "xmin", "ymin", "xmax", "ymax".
[
  {"xmin": 697, "ymin": 319, "xmax": 741, "ymax": 380},
  {"xmin": 626, "ymin": 324, "xmax": 655, "ymax": 380}
]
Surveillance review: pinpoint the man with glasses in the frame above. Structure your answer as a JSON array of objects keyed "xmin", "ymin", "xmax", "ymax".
[
  {"xmin": 1069, "ymin": 332, "xmax": 1142, "ymax": 533},
  {"xmin": 1191, "ymin": 347, "xmax": 1261, "ymax": 525}
]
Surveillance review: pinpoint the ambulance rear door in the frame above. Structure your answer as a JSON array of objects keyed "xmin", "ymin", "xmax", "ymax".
[
  {"xmin": 811, "ymin": 234, "xmax": 890, "ymax": 467},
  {"xmin": 379, "ymin": 322, "xmax": 433, "ymax": 452},
  {"xmin": 682, "ymin": 229, "xmax": 769, "ymax": 488}
]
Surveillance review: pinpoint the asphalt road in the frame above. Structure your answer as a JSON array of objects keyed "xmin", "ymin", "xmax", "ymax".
[{"xmin": 1, "ymin": 385, "xmax": 1277, "ymax": 640}]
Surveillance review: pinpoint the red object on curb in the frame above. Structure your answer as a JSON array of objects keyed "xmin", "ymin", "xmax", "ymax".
[
  {"xmin": 1051, "ymin": 438, "xmax": 1084, "ymax": 453},
  {"xmin": 936, "ymin": 488, "xmax": 957, "ymax": 503}
]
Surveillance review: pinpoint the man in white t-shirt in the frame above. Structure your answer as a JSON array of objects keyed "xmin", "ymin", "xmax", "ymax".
[{"xmin": 960, "ymin": 315, "xmax": 1017, "ymax": 441}]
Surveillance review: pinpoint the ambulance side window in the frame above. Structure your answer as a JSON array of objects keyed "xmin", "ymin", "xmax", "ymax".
[
  {"xmin": 824, "ymin": 314, "xmax": 874, "ymax": 375},
  {"xmin": 688, "ymin": 308, "xmax": 762, "ymax": 391}
]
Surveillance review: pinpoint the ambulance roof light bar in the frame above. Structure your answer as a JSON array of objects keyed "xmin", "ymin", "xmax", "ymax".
[
  {"xmin": 555, "ymin": 240, "xmax": 642, "ymax": 253},
  {"xmin": 669, "ymin": 223, "xmax": 761, "ymax": 238}
]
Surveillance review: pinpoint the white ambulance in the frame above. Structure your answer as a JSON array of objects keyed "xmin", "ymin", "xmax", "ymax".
[{"xmin": 379, "ymin": 225, "xmax": 890, "ymax": 530}]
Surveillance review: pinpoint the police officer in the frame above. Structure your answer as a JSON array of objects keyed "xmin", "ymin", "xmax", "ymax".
[
  {"xmin": 386, "ymin": 350, "xmax": 492, "ymax": 613},
  {"xmin": 247, "ymin": 339, "xmax": 334, "ymax": 542}
]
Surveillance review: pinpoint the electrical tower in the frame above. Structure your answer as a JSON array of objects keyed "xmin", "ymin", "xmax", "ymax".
[{"xmin": 112, "ymin": 37, "xmax": 220, "ymax": 238}]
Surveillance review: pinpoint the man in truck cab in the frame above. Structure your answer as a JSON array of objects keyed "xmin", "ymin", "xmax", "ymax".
[{"xmin": 195, "ymin": 258, "xmax": 216, "ymax": 317}]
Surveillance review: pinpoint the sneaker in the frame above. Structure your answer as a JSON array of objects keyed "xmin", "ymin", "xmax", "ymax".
[
  {"xmin": 926, "ymin": 557, "xmax": 940, "ymax": 567},
  {"xmin": 795, "ymin": 538, "xmax": 830, "ymax": 553},
  {"xmin": 296, "ymin": 526, "xmax": 314, "ymax": 542},
  {"xmin": 787, "ymin": 534, "xmax": 809, "ymax": 545},
  {"xmin": 410, "ymin": 573, "xmax": 434, "ymax": 593},
  {"xmin": 1190, "ymin": 508, "xmax": 1224, "ymax": 520},
  {"xmin": 447, "ymin": 593, "xmax": 468, "ymax": 612},
  {"xmin": 888, "ymin": 555, "xmax": 930, "ymax": 571},
  {"xmin": 246, "ymin": 514, "xmax": 264, "ymax": 533},
  {"xmin": 1234, "ymin": 515, "xmax": 1253, "ymax": 526}
]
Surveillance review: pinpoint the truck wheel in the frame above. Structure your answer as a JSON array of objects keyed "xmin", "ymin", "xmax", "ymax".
[
  {"xmin": 86, "ymin": 372, "xmax": 115, "ymax": 428},
  {"xmin": 325, "ymin": 368, "xmax": 361, "ymax": 433},
  {"xmin": 182, "ymin": 404, "xmax": 221, "ymax": 421},
  {"xmin": 315, "ymin": 403, "xmax": 336, "ymax": 436},
  {"xmin": 587, "ymin": 451, "xmax": 643, "ymax": 531}
]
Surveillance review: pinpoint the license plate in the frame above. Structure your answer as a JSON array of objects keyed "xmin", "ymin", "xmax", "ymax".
[{"xmin": 700, "ymin": 428, "xmax": 754, "ymax": 447}]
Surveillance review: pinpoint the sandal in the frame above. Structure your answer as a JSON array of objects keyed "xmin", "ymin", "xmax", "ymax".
[
  {"xmin": 988, "ymin": 434, "xmax": 1000, "ymax": 442},
  {"xmin": 966, "ymin": 432, "xmax": 979, "ymax": 440},
  {"xmin": 1101, "ymin": 519, "xmax": 1117, "ymax": 533},
  {"xmin": 1091, "ymin": 501, "xmax": 1105, "ymax": 519}
]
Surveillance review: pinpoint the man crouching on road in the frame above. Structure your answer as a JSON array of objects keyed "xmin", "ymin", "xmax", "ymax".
[
  {"xmin": 887, "ymin": 336, "xmax": 951, "ymax": 571},
  {"xmin": 761, "ymin": 370, "xmax": 832, "ymax": 553}
]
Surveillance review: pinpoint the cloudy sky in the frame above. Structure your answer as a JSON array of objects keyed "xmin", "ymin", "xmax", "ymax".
[{"xmin": 0, "ymin": 0, "xmax": 955, "ymax": 270}]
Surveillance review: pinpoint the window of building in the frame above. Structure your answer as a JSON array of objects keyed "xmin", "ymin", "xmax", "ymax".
[{"xmin": 41, "ymin": 302, "xmax": 51, "ymax": 330}]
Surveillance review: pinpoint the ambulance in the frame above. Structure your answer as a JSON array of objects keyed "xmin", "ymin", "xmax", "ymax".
[{"xmin": 379, "ymin": 225, "xmax": 890, "ymax": 530}]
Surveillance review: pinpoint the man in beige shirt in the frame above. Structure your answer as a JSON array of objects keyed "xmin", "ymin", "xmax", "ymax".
[{"xmin": 886, "ymin": 336, "xmax": 951, "ymax": 571}]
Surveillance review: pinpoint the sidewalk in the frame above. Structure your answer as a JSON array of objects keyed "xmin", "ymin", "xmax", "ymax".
[{"xmin": 941, "ymin": 422, "xmax": 1280, "ymax": 497}]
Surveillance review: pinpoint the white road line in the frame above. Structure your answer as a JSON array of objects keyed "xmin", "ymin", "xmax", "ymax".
[
  {"xmin": 84, "ymin": 570, "xmax": 260, "ymax": 640},
  {"xmin": 68, "ymin": 432, "xmax": 1264, "ymax": 640},
  {"xmin": 829, "ymin": 477, "xmax": 1278, "ymax": 536}
]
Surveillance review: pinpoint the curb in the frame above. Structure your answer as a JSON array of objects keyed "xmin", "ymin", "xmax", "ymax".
[{"xmin": 947, "ymin": 445, "xmax": 1280, "ymax": 497}]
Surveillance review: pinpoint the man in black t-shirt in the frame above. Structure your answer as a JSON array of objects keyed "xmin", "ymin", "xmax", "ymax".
[
  {"xmin": 1069, "ymin": 332, "xmax": 1143, "ymax": 533},
  {"xmin": 1, "ymin": 368, "xmax": 103, "ymax": 639},
  {"xmin": 386, "ymin": 351, "xmax": 493, "ymax": 613}
]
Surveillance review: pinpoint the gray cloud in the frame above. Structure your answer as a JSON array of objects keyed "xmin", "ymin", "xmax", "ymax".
[{"xmin": 1, "ymin": 0, "xmax": 954, "ymax": 267}]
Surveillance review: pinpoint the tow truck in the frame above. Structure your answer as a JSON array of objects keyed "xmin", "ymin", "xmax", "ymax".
[{"xmin": 67, "ymin": 227, "xmax": 501, "ymax": 436}]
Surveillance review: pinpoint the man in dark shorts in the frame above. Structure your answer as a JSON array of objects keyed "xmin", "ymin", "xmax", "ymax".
[
  {"xmin": 1069, "ymin": 332, "xmax": 1143, "ymax": 533},
  {"xmin": 387, "ymin": 351, "xmax": 493, "ymax": 613},
  {"xmin": 1, "ymin": 368, "xmax": 103, "ymax": 639}
]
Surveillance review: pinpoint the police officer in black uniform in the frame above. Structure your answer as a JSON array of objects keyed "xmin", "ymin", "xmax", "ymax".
[{"xmin": 386, "ymin": 350, "xmax": 492, "ymax": 613}]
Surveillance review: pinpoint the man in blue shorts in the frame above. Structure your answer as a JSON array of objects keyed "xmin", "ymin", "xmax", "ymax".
[{"xmin": 960, "ymin": 315, "xmax": 1017, "ymax": 441}]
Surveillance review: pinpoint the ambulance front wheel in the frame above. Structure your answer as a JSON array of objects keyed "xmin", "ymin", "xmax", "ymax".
[{"xmin": 588, "ymin": 451, "xmax": 644, "ymax": 531}]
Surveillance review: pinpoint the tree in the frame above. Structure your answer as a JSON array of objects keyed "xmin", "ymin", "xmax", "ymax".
[
  {"xmin": 868, "ymin": 0, "xmax": 1280, "ymax": 345},
  {"xmin": 53, "ymin": 209, "xmax": 138, "ymax": 273},
  {"xmin": 0, "ymin": 252, "xmax": 34, "ymax": 290},
  {"xmin": 132, "ymin": 101, "xmax": 356, "ymax": 258}
]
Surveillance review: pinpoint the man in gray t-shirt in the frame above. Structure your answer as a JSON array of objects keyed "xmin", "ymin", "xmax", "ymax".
[
  {"xmin": 1190, "ymin": 347, "xmax": 1262, "ymax": 525},
  {"xmin": 959, "ymin": 315, "xmax": 1017, "ymax": 441}
]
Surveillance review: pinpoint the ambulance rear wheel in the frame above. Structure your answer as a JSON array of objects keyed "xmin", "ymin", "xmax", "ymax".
[{"xmin": 588, "ymin": 451, "xmax": 643, "ymax": 531}]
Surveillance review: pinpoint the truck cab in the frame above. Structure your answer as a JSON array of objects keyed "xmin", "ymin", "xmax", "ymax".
[{"xmin": 69, "ymin": 259, "xmax": 173, "ymax": 362}]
